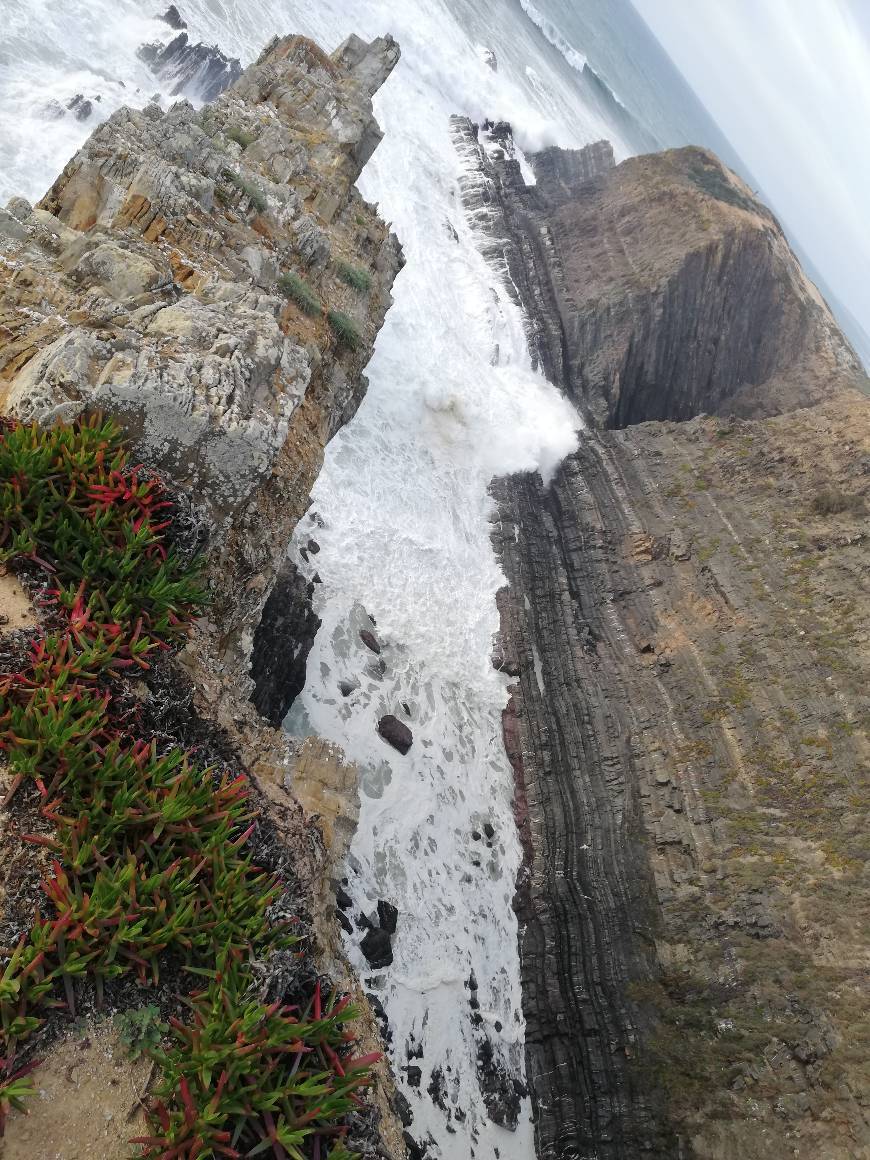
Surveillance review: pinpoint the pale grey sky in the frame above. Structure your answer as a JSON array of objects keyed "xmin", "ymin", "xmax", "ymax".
[{"xmin": 633, "ymin": 0, "xmax": 870, "ymax": 350}]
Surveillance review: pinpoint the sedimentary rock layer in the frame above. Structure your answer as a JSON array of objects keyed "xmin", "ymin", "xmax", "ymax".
[
  {"xmin": 454, "ymin": 120, "xmax": 865, "ymax": 428},
  {"xmin": 493, "ymin": 398, "xmax": 870, "ymax": 1159}
]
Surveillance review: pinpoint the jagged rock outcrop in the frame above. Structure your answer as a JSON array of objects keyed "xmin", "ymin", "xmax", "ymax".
[
  {"xmin": 1, "ymin": 30, "xmax": 407, "ymax": 1159},
  {"xmin": 455, "ymin": 120, "xmax": 870, "ymax": 1158},
  {"xmin": 137, "ymin": 6, "xmax": 244, "ymax": 105},
  {"xmin": 1, "ymin": 31, "xmax": 402, "ymax": 710},
  {"xmin": 138, "ymin": 29, "xmax": 243, "ymax": 102}
]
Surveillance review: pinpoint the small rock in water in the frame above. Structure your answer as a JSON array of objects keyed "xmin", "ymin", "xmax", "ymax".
[
  {"xmin": 393, "ymin": 1089, "xmax": 414, "ymax": 1127},
  {"xmin": 335, "ymin": 886, "xmax": 352, "ymax": 910},
  {"xmin": 360, "ymin": 926, "xmax": 393, "ymax": 968},
  {"xmin": 377, "ymin": 714, "xmax": 412, "ymax": 754},
  {"xmin": 377, "ymin": 899, "xmax": 399, "ymax": 932},
  {"xmin": 338, "ymin": 678, "xmax": 359, "ymax": 697},
  {"xmin": 66, "ymin": 94, "xmax": 94, "ymax": 121},
  {"xmin": 360, "ymin": 628, "xmax": 381, "ymax": 654},
  {"xmin": 160, "ymin": 4, "xmax": 187, "ymax": 29},
  {"xmin": 405, "ymin": 1065, "xmax": 422, "ymax": 1088},
  {"xmin": 306, "ymin": 538, "xmax": 320, "ymax": 554}
]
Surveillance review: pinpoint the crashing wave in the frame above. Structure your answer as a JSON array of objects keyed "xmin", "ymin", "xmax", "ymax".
[{"xmin": 519, "ymin": 0, "xmax": 588, "ymax": 72}]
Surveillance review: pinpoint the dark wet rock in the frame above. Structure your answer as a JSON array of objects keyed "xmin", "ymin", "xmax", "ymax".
[
  {"xmin": 405, "ymin": 1065, "xmax": 422, "ymax": 1088},
  {"xmin": 250, "ymin": 558, "xmax": 320, "ymax": 726},
  {"xmin": 377, "ymin": 714, "xmax": 412, "ymax": 754},
  {"xmin": 402, "ymin": 1131, "xmax": 428, "ymax": 1160},
  {"xmin": 393, "ymin": 1089, "xmax": 413, "ymax": 1128},
  {"xmin": 66, "ymin": 94, "xmax": 94, "ymax": 121},
  {"xmin": 426, "ymin": 1067, "xmax": 448, "ymax": 1113},
  {"xmin": 336, "ymin": 909, "xmax": 353, "ymax": 935},
  {"xmin": 366, "ymin": 991, "xmax": 392, "ymax": 1047},
  {"xmin": 339, "ymin": 678, "xmax": 360, "ymax": 697},
  {"xmin": 138, "ymin": 30, "xmax": 242, "ymax": 103},
  {"xmin": 159, "ymin": 4, "xmax": 187, "ymax": 29},
  {"xmin": 360, "ymin": 628, "xmax": 381, "ymax": 654},
  {"xmin": 306, "ymin": 538, "xmax": 320, "ymax": 554},
  {"xmin": 377, "ymin": 899, "xmax": 398, "ymax": 933},
  {"xmin": 475, "ymin": 1039, "xmax": 524, "ymax": 1131},
  {"xmin": 360, "ymin": 926, "xmax": 392, "ymax": 969},
  {"xmin": 336, "ymin": 886, "xmax": 352, "ymax": 910}
]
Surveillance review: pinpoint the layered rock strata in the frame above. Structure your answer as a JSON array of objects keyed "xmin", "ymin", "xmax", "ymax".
[
  {"xmin": 453, "ymin": 119, "xmax": 865, "ymax": 427},
  {"xmin": 457, "ymin": 122, "xmax": 870, "ymax": 1157},
  {"xmin": 0, "ymin": 30, "xmax": 406, "ymax": 1158}
]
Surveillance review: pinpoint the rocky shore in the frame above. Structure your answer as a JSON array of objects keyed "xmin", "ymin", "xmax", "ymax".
[{"xmin": 2, "ymin": 26, "xmax": 868, "ymax": 1160}]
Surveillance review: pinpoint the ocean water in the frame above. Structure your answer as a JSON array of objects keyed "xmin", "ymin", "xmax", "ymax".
[{"xmin": 0, "ymin": 1, "xmax": 737, "ymax": 1156}]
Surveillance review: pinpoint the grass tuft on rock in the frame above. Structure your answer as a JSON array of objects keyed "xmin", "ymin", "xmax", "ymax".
[
  {"xmin": 278, "ymin": 271, "xmax": 322, "ymax": 317},
  {"xmin": 327, "ymin": 310, "xmax": 362, "ymax": 350},
  {"xmin": 335, "ymin": 261, "xmax": 371, "ymax": 292},
  {"xmin": 222, "ymin": 167, "xmax": 268, "ymax": 213},
  {"xmin": 0, "ymin": 417, "xmax": 377, "ymax": 1156},
  {"xmin": 225, "ymin": 125, "xmax": 257, "ymax": 150},
  {"xmin": 810, "ymin": 487, "xmax": 866, "ymax": 517}
]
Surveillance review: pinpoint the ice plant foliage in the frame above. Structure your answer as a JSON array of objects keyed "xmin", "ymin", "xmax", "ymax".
[{"xmin": 0, "ymin": 418, "xmax": 376, "ymax": 1156}]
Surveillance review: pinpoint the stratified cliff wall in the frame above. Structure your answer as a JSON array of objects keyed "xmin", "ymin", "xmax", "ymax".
[
  {"xmin": 453, "ymin": 120, "xmax": 865, "ymax": 429},
  {"xmin": 456, "ymin": 121, "xmax": 870, "ymax": 1158},
  {"xmin": 0, "ymin": 31, "xmax": 407, "ymax": 1158}
]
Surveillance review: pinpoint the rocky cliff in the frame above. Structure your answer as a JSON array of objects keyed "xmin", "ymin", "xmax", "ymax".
[
  {"xmin": 0, "ymin": 30, "xmax": 406, "ymax": 1158},
  {"xmin": 458, "ymin": 121, "xmax": 870, "ymax": 1158},
  {"xmin": 454, "ymin": 120, "xmax": 865, "ymax": 429}
]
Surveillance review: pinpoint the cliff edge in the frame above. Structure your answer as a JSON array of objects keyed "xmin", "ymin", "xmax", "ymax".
[{"xmin": 0, "ymin": 31, "xmax": 406, "ymax": 1159}]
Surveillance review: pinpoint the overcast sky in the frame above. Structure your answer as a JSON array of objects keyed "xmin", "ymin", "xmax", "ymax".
[{"xmin": 632, "ymin": 0, "xmax": 870, "ymax": 348}]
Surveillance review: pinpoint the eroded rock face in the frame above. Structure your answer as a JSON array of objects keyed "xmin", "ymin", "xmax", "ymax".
[
  {"xmin": 0, "ymin": 31, "xmax": 403, "ymax": 710},
  {"xmin": 458, "ymin": 123, "xmax": 870, "ymax": 1159}
]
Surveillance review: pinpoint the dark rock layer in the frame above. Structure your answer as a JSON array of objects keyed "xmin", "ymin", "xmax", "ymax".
[{"xmin": 250, "ymin": 558, "xmax": 320, "ymax": 726}]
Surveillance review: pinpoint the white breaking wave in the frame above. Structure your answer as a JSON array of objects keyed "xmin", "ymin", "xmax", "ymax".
[{"xmin": 519, "ymin": 0, "xmax": 589, "ymax": 74}]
